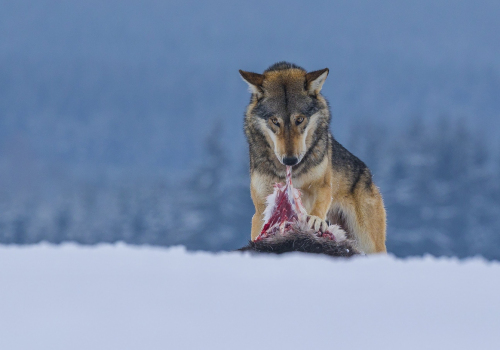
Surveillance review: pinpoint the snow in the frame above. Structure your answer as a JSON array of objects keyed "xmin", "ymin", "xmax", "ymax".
[{"xmin": 1, "ymin": 244, "xmax": 499, "ymax": 350}]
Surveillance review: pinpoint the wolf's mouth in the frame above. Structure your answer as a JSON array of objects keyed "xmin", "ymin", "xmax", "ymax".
[{"xmin": 255, "ymin": 166, "xmax": 346, "ymax": 242}]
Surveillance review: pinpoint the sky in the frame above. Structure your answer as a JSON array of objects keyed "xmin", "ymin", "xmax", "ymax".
[{"xmin": 1, "ymin": 0, "xmax": 499, "ymax": 172}]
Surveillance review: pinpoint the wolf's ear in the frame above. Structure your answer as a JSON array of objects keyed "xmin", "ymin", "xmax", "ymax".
[
  {"xmin": 239, "ymin": 70, "xmax": 264, "ymax": 97},
  {"xmin": 305, "ymin": 68, "xmax": 329, "ymax": 95}
]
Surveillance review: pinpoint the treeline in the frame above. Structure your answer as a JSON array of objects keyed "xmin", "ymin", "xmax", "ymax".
[
  {"xmin": 349, "ymin": 118, "xmax": 500, "ymax": 259},
  {"xmin": 0, "ymin": 118, "xmax": 499, "ymax": 260}
]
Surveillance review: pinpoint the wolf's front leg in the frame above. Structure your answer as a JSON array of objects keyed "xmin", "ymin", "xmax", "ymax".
[
  {"xmin": 251, "ymin": 212, "xmax": 265, "ymax": 241},
  {"xmin": 250, "ymin": 180, "xmax": 268, "ymax": 241},
  {"xmin": 306, "ymin": 183, "xmax": 333, "ymax": 232}
]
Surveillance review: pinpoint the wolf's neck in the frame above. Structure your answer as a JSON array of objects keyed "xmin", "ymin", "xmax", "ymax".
[{"xmin": 291, "ymin": 128, "xmax": 330, "ymax": 177}]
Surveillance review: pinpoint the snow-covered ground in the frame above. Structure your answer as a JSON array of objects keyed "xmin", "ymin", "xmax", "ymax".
[{"xmin": 1, "ymin": 244, "xmax": 499, "ymax": 350}]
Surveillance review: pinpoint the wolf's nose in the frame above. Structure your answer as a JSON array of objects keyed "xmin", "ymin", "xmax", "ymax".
[{"xmin": 283, "ymin": 156, "xmax": 298, "ymax": 166}]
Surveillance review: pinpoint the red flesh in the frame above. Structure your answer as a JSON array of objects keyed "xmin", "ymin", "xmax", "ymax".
[{"xmin": 255, "ymin": 166, "xmax": 337, "ymax": 241}]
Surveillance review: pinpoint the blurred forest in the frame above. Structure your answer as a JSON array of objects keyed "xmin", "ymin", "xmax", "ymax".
[
  {"xmin": 1, "ymin": 118, "xmax": 499, "ymax": 259},
  {"xmin": 0, "ymin": 0, "xmax": 499, "ymax": 259}
]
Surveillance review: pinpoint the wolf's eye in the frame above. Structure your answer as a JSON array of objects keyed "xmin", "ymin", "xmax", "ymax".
[
  {"xmin": 270, "ymin": 117, "xmax": 280, "ymax": 126},
  {"xmin": 295, "ymin": 116, "xmax": 305, "ymax": 125}
]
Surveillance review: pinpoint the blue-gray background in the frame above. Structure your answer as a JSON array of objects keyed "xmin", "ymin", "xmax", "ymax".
[{"xmin": 1, "ymin": 0, "xmax": 499, "ymax": 258}]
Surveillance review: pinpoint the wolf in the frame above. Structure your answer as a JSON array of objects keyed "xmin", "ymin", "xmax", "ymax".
[{"xmin": 240, "ymin": 62, "xmax": 386, "ymax": 254}]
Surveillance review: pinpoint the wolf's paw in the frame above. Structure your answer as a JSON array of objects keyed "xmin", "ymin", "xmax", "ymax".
[{"xmin": 306, "ymin": 215, "xmax": 329, "ymax": 233}]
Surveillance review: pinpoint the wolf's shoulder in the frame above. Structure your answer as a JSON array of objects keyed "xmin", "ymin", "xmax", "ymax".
[{"xmin": 330, "ymin": 135, "xmax": 372, "ymax": 189}]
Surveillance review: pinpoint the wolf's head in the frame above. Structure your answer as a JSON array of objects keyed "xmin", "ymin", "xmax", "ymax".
[{"xmin": 240, "ymin": 62, "xmax": 330, "ymax": 167}]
